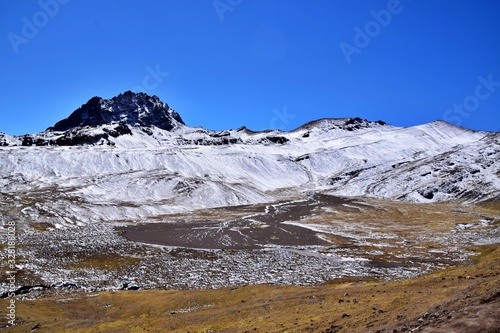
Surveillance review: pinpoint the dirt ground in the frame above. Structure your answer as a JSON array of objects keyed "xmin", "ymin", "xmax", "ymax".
[
  {"xmin": 116, "ymin": 195, "xmax": 351, "ymax": 249},
  {"xmin": 417, "ymin": 296, "xmax": 500, "ymax": 333}
]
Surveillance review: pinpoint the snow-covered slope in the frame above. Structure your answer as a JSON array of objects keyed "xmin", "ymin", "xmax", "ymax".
[{"xmin": 0, "ymin": 92, "xmax": 498, "ymax": 228}]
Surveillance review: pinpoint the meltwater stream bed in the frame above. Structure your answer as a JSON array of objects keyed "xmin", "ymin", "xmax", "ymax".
[{"xmin": 117, "ymin": 194, "xmax": 352, "ymax": 249}]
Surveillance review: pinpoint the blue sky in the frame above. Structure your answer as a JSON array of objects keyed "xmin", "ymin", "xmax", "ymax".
[{"xmin": 1, "ymin": 0, "xmax": 499, "ymax": 135}]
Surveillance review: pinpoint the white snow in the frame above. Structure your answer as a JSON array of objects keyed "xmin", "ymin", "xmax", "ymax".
[{"xmin": 1, "ymin": 119, "xmax": 498, "ymax": 227}]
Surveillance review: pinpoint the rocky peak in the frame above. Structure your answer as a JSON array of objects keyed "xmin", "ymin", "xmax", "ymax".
[
  {"xmin": 293, "ymin": 117, "xmax": 388, "ymax": 132},
  {"xmin": 49, "ymin": 91, "xmax": 185, "ymax": 131}
]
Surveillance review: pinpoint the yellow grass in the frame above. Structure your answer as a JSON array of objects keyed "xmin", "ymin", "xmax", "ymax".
[{"xmin": 1, "ymin": 244, "xmax": 498, "ymax": 333}]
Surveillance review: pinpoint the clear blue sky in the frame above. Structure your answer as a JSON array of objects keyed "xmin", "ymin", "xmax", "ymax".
[{"xmin": 1, "ymin": 0, "xmax": 499, "ymax": 135}]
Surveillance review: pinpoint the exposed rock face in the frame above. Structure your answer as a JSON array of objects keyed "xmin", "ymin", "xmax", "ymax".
[
  {"xmin": 0, "ymin": 91, "xmax": 498, "ymax": 204},
  {"xmin": 49, "ymin": 91, "xmax": 184, "ymax": 131},
  {"xmin": 292, "ymin": 117, "xmax": 388, "ymax": 132}
]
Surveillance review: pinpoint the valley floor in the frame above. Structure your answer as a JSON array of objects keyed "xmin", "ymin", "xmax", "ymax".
[
  {"xmin": 0, "ymin": 195, "xmax": 499, "ymax": 332},
  {"xmin": 0, "ymin": 244, "xmax": 498, "ymax": 332}
]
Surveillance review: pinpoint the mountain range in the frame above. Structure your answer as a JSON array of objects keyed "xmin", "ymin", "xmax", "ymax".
[{"xmin": 1, "ymin": 91, "xmax": 499, "ymax": 229}]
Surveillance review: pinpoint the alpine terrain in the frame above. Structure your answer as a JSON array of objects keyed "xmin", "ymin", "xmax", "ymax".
[{"xmin": 1, "ymin": 91, "xmax": 499, "ymax": 332}]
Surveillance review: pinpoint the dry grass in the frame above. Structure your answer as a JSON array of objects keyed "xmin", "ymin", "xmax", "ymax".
[
  {"xmin": 302, "ymin": 198, "xmax": 499, "ymax": 264},
  {"xmin": 1, "ymin": 244, "xmax": 498, "ymax": 333},
  {"xmin": 1, "ymin": 197, "xmax": 497, "ymax": 332},
  {"xmin": 29, "ymin": 223, "xmax": 55, "ymax": 232},
  {"xmin": 67, "ymin": 254, "xmax": 141, "ymax": 270},
  {"xmin": 477, "ymin": 196, "xmax": 500, "ymax": 211}
]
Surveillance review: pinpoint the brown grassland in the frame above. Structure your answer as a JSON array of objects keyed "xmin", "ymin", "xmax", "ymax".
[
  {"xmin": 0, "ymin": 244, "xmax": 498, "ymax": 333},
  {"xmin": 0, "ymin": 197, "xmax": 498, "ymax": 332}
]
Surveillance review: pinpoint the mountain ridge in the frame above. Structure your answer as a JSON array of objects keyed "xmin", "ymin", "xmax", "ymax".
[
  {"xmin": 3, "ymin": 91, "xmax": 492, "ymax": 143},
  {"xmin": 0, "ymin": 91, "xmax": 498, "ymax": 221},
  {"xmin": 49, "ymin": 90, "xmax": 185, "ymax": 132}
]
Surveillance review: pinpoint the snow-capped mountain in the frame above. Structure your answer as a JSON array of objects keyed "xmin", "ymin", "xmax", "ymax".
[
  {"xmin": 50, "ymin": 90, "xmax": 184, "ymax": 131},
  {"xmin": 0, "ymin": 91, "xmax": 498, "ymax": 229},
  {"xmin": 1, "ymin": 91, "xmax": 184, "ymax": 147}
]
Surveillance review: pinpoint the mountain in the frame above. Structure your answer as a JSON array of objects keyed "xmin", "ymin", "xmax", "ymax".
[
  {"xmin": 50, "ymin": 91, "xmax": 184, "ymax": 131},
  {"xmin": 0, "ymin": 91, "xmax": 498, "ymax": 229},
  {"xmin": 5, "ymin": 91, "xmax": 184, "ymax": 147}
]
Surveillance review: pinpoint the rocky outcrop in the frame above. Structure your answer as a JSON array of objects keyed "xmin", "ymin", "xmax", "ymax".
[{"xmin": 49, "ymin": 91, "xmax": 184, "ymax": 131}]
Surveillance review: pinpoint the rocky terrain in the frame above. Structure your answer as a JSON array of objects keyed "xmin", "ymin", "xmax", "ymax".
[
  {"xmin": 2, "ymin": 195, "xmax": 496, "ymax": 295},
  {"xmin": 1, "ymin": 243, "xmax": 499, "ymax": 332},
  {"xmin": 0, "ymin": 91, "xmax": 498, "ymax": 331}
]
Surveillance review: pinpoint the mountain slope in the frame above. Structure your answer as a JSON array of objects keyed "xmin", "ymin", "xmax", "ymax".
[{"xmin": 0, "ymin": 91, "xmax": 498, "ymax": 229}]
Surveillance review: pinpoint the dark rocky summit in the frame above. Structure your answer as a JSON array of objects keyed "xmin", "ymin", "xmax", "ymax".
[
  {"xmin": 49, "ymin": 91, "xmax": 184, "ymax": 131},
  {"xmin": 12, "ymin": 91, "xmax": 186, "ymax": 146}
]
